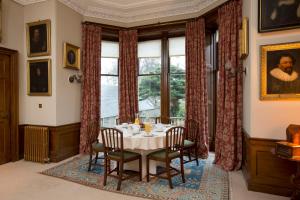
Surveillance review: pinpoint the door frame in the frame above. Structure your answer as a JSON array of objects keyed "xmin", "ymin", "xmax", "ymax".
[{"xmin": 0, "ymin": 47, "xmax": 19, "ymax": 161}]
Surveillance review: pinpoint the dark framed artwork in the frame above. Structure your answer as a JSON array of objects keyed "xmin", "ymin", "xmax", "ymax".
[
  {"xmin": 261, "ymin": 42, "xmax": 300, "ymax": 100},
  {"xmin": 63, "ymin": 42, "xmax": 80, "ymax": 70},
  {"xmin": 26, "ymin": 19, "xmax": 51, "ymax": 57},
  {"xmin": 27, "ymin": 59, "xmax": 52, "ymax": 96},
  {"xmin": 258, "ymin": 0, "xmax": 300, "ymax": 32}
]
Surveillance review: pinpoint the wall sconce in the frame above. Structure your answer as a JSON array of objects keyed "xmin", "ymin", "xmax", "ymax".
[
  {"xmin": 239, "ymin": 17, "xmax": 249, "ymax": 59},
  {"xmin": 69, "ymin": 74, "xmax": 82, "ymax": 83},
  {"xmin": 225, "ymin": 60, "xmax": 247, "ymax": 78}
]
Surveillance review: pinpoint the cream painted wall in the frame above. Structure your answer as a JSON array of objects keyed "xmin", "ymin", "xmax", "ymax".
[
  {"xmin": 0, "ymin": 0, "xmax": 24, "ymax": 125},
  {"xmin": 0, "ymin": 0, "xmax": 24, "ymax": 52},
  {"xmin": 243, "ymin": 0, "xmax": 300, "ymax": 139},
  {"xmin": 55, "ymin": 1, "xmax": 82, "ymax": 125},
  {"xmin": 22, "ymin": 0, "xmax": 57, "ymax": 125}
]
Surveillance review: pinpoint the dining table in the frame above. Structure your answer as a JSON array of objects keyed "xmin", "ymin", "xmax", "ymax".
[{"xmin": 98, "ymin": 123, "xmax": 173, "ymax": 178}]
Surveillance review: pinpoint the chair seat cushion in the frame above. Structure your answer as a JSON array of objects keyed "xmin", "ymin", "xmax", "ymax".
[
  {"xmin": 92, "ymin": 142, "xmax": 104, "ymax": 152},
  {"xmin": 148, "ymin": 149, "xmax": 180, "ymax": 160},
  {"xmin": 108, "ymin": 150, "xmax": 140, "ymax": 160},
  {"xmin": 184, "ymin": 139, "xmax": 195, "ymax": 148}
]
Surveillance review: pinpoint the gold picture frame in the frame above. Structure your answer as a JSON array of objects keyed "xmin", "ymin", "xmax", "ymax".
[
  {"xmin": 258, "ymin": 0, "xmax": 300, "ymax": 33},
  {"xmin": 27, "ymin": 59, "xmax": 52, "ymax": 96},
  {"xmin": 26, "ymin": 19, "xmax": 51, "ymax": 57},
  {"xmin": 239, "ymin": 17, "xmax": 248, "ymax": 59},
  {"xmin": 261, "ymin": 42, "xmax": 300, "ymax": 100},
  {"xmin": 64, "ymin": 42, "xmax": 80, "ymax": 70}
]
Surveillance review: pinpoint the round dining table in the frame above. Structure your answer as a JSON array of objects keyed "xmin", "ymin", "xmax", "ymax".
[{"xmin": 98, "ymin": 124, "xmax": 172, "ymax": 177}]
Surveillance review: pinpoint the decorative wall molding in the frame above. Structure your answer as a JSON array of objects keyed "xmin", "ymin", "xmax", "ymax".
[
  {"xmin": 14, "ymin": 0, "xmax": 228, "ymax": 25},
  {"xmin": 14, "ymin": 0, "xmax": 46, "ymax": 6}
]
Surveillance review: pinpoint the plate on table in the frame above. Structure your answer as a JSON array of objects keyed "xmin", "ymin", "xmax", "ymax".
[{"xmin": 142, "ymin": 132, "xmax": 154, "ymax": 137}]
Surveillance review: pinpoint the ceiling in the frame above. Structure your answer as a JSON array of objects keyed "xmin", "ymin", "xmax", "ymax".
[{"xmin": 14, "ymin": 0, "xmax": 228, "ymax": 26}]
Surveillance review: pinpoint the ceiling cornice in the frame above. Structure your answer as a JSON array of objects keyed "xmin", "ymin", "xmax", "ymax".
[
  {"xmin": 14, "ymin": 0, "xmax": 46, "ymax": 6},
  {"xmin": 14, "ymin": 0, "xmax": 229, "ymax": 26},
  {"xmin": 59, "ymin": 0, "xmax": 228, "ymax": 24}
]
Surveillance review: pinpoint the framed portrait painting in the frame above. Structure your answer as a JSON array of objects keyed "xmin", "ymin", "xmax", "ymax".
[
  {"xmin": 26, "ymin": 19, "xmax": 51, "ymax": 57},
  {"xmin": 27, "ymin": 59, "xmax": 52, "ymax": 96},
  {"xmin": 258, "ymin": 0, "xmax": 300, "ymax": 32},
  {"xmin": 261, "ymin": 42, "xmax": 300, "ymax": 100},
  {"xmin": 63, "ymin": 42, "xmax": 80, "ymax": 70}
]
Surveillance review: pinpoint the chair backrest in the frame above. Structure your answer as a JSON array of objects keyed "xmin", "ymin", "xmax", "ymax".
[
  {"xmin": 101, "ymin": 128, "xmax": 124, "ymax": 154},
  {"xmin": 166, "ymin": 126, "xmax": 185, "ymax": 154},
  {"xmin": 185, "ymin": 119, "xmax": 199, "ymax": 143},
  {"xmin": 115, "ymin": 117, "xmax": 120, "ymax": 125},
  {"xmin": 155, "ymin": 117, "xmax": 161, "ymax": 124}
]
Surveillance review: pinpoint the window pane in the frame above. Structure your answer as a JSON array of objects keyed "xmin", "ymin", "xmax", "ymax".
[
  {"xmin": 138, "ymin": 75, "xmax": 161, "ymax": 117},
  {"xmin": 138, "ymin": 40, "xmax": 161, "ymax": 57},
  {"xmin": 101, "ymin": 76, "xmax": 118, "ymax": 127},
  {"xmin": 101, "ymin": 41, "xmax": 119, "ymax": 57},
  {"xmin": 169, "ymin": 37, "xmax": 185, "ymax": 56},
  {"xmin": 101, "ymin": 58, "xmax": 118, "ymax": 75},
  {"xmin": 170, "ymin": 74, "xmax": 185, "ymax": 118},
  {"xmin": 139, "ymin": 57, "xmax": 161, "ymax": 74},
  {"xmin": 170, "ymin": 55, "xmax": 185, "ymax": 121},
  {"xmin": 170, "ymin": 56, "xmax": 185, "ymax": 73}
]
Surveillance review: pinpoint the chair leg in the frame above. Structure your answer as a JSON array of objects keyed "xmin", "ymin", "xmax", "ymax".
[
  {"xmin": 103, "ymin": 157, "xmax": 108, "ymax": 186},
  {"xmin": 117, "ymin": 161, "xmax": 120, "ymax": 175},
  {"xmin": 117, "ymin": 161, "xmax": 123, "ymax": 191},
  {"xmin": 166, "ymin": 160, "xmax": 173, "ymax": 189},
  {"xmin": 180, "ymin": 155, "xmax": 185, "ymax": 183},
  {"xmin": 188, "ymin": 149, "xmax": 192, "ymax": 162},
  {"xmin": 146, "ymin": 156, "xmax": 150, "ymax": 182},
  {"xmin": 94, "ymin": 152, "xmax": 99, "ymax": 164},
  {"xmin": 139, "ymin": 156, "xmax": 142, "ymax": 181},
  {"xmin": 88, "ymin": 151, "xmax": 93, "ymax": 171},
  {"xmin": 195, "ymin": 147, "xmax": 199, "ymax": 166}
]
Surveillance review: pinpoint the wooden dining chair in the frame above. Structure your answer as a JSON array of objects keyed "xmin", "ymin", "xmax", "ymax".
[
  {"xmin": 155, "ymin": 116, "xmax": 161, "ymax": 124},
  {"xmin": 183, "ymin": 119, "xmax": 199, "ymax": 166},
  {"xmin": 88, "ymin": 122, "xmax": 104, "ymax": 171},
  {"xmin": 101, "ymin": 128, "xmax": 142, "ymax": 191},
  {"xmin": 146, "ymin": 126, "xmax": 185, "ymax": 189},
  {"xmin": 115, "ymin": 117, "xmax": 120, "ymax": 125}
]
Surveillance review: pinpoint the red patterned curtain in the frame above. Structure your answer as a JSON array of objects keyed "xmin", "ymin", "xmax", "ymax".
[
  {"xmin": 215, "ymin": 0, "xmax": 243, "ymax": 171},
  {"xmin": 119, "ymin": 30, "xmax": 138, "ymax": 123},
  {"xmin": 185, "ymin": 18, "xmax": 209, "ymax": 158},
  {"xmin": 80, "ymin": 24, "xmax": 102, "ymax": 154}
]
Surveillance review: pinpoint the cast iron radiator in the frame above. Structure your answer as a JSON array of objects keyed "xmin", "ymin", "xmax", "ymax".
[{"xmin": 24, "ymin": 126, "xmax": 50, "ymax": 163}]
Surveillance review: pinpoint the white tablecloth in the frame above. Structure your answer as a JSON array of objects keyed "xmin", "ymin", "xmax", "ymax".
[{"xmin": 98, "ymin": 124, "xmax": 172, "ymax": 150}]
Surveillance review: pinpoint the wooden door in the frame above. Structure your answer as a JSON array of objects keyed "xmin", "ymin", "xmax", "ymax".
[{"xmin": 0, "ymin": 54, "xmax": 11, "ymax": 164}]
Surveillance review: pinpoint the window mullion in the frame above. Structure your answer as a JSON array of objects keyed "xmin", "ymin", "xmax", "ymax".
[{"xmin": 160, "ymin": 34, "xmax": 170, "ymax": 124}]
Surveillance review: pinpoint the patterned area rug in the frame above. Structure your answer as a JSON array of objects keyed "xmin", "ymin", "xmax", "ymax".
[{"xmin": 41, "ymin": 154, "xmax": 229, "ymax": 200}]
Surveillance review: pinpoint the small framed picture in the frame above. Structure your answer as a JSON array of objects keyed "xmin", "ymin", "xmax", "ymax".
[
  {"xmin": 26, "ymin": 19, "xmax": 51, "ymax": 57},
  {"xmin": 261, "ymin": 42, "xmax": 300, "ymax": 100},
  {"xmin": 27, "ymin": 59, "xmax": 52, "ymax": 96},
  {"xmin": 64, "ymin": 42, "xmax": 80, "ymax": 70},
  {"xmin": 258, "ymin": 0, "xmax": 300, "ymax": 33}
]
